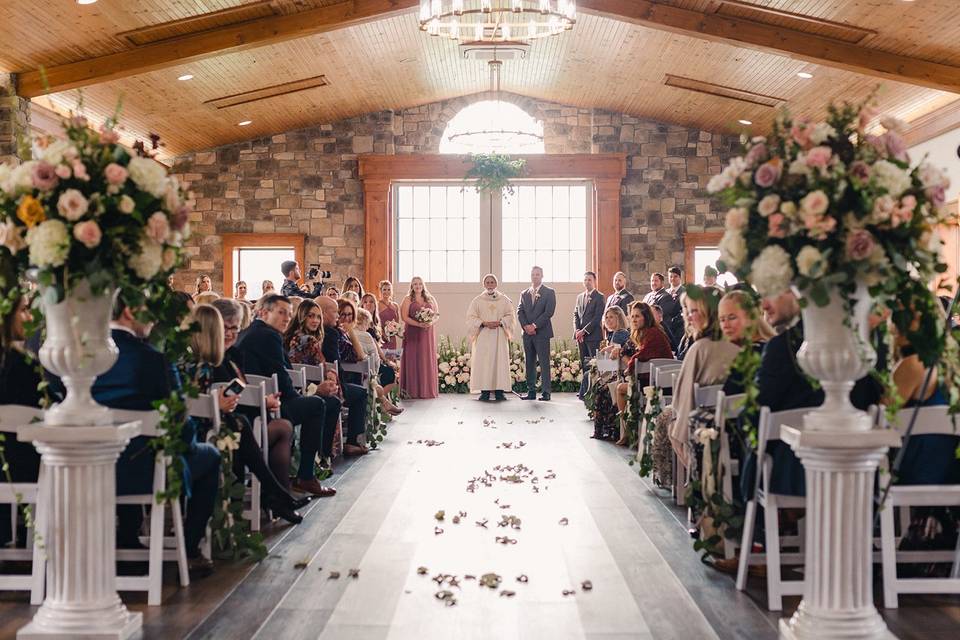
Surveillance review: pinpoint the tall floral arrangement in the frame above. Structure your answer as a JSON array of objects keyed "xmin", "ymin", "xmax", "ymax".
[
  {"xmin": 708, "ymin": 98, "xmax": 957, "ymax": 386},
  {"xmin": 0, "ymin": 114, "xmax": 189, "ymax": 302}
]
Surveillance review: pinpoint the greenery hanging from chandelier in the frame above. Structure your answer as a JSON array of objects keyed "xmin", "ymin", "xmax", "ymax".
[{"xmin": 464, "ymin": 153, "xmax": 526, "ymax": 195}]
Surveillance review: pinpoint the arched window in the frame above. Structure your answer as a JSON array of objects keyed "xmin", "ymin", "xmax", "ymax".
[{"xmin": 439, "ymin": 100, "xmax": 545, "ymax": 154}]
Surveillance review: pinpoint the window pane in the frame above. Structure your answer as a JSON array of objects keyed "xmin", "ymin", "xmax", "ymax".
[
  {"xmin": 535, "ymin": 218, "xmax": 552, "ymax": 250},
  {"xmin": 447, "ymin": 218, "xmax": 463, "ymax": 250},
  {"xmin": 430, "ymin": 219, "xmax": 446, "ymax": 248},
  {"xmin": 571, "ymin": 250, "xmax": 586, "ymax": 273},
  {"xmin": 535, "ymin": 186, "xmax": 552, "ymax": 218},
  {"xmin": 413, "ymin": 186, "xmax": 430, "ymax": 218},
  {"xmin": 398, "ymin": 219, "xmax": 413, "ymax": 250},
  {"xmin": 570, "ymin": 217, "xmax": 586, "ymax": 252},
  {"xmin": 464, "ymin": 217, "xmax": 480, "ymax": 250},
  {"xmin": 398, "ymin": 187, "xmax": 413, "ymax": 218},
  {"xmin": 447, "ymin": 251, "xmax": 464, "ymax": 282},
  {"xmin": 535, "ymin": 251, "xmax": 552, "ymax": 275},
  {"xmin": 430, "ymin": 186, "xmax": 446, "ymax": 218},
  {"xmin": 553, "ymin": 186, "xmax": 569, "ymax": 217},
  {"xmin": 430, "ymin": 251, "xmax": 446, "ymax": 281},
  {"xmin": 518, "ymin": 250, "xmax": 535, "ymax": 277},
  {"xmin": 464, "ymin": 251, "xmax": 480, "ymax": 282},
  {"xmin": 502, "ymin": 191, "xmax": 518, "ymax": 218},
  {"xmin": 553, "ymin": 250, "xmax": 570, "ymax": 283},
  {"xmin": 413, "ymin": 219, "xmax": 430, "ymax": 250},
  {"xmin": 518, "ymin": 187, "xmax": 534, "ymax": 218},
  {"xmin": 502, "ymin": 250, "xmax": 518, "ymax": 283},
  {"xmin": 413, "ymin": 250, "xmax": 429, "ymax": 279},
  {"xmin": 570, "ymin": 186, "xmax": 587, "ymax": 217},
  {"xmin": 517, "ymin": 217, "xmax": 535, "ymax": 250},
  {"xmin": 553, "ymin": 218, "xmax": 569, "ymax": 250},
  {"xmin": 398, "ymin": 251, "xmax": 412, "ymax": 283},
  {"xmin": 502, "ymin": 218, "xmax": 518, "ymax": 250},
  {"xmin": 236, "ymin": 247, "xmax": 295, "ymax": 299},
  {"xmin": 463, "ymin": 188, "xmax": 479, "ymax": 217},
  {"xmin": 447, "ymin": 186, "xmax": 463, "ymax": 217}
]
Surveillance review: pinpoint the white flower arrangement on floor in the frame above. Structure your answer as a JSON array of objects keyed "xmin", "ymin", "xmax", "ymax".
[{"xmin": 436, "ymin": 337, "xmax": 583, "ymax": 393}]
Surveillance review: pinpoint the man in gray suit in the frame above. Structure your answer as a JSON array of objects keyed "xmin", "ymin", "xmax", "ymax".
[
  {"xmin": 517, "ymin": 266, "xmax": 556, "ymax": 401},
  {"xmin": 574, "ymin": 271, "xmax": 605, "ymax": 400}
]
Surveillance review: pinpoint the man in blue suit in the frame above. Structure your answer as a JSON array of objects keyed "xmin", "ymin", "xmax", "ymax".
[
  {"xmin": 574, "ymin": 271, "xmax": 605, "ymax": 400},
  {"xmin": 517, "ymin": 266, "xmax": 556, "ymax": 401},
  {"xmin": 92, "ymin": 299, "xmax": 220, "ymax": 577}
]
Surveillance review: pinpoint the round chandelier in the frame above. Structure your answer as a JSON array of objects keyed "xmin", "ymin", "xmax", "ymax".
[{"xmin": 418, "ymin": 0, "xmax": 576, "ymax": 42}]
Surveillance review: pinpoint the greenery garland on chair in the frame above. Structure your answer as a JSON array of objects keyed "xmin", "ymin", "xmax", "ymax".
[{"xmin": 463, "ymin": 153, "xmax": 526, "ymax": 195}]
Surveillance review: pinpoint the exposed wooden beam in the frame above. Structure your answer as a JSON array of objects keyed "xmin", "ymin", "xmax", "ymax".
[
  {"xmin": 903, "ymin": 98, "xmax": 960, "ymax": 147},
  {"xmin": 16, "ymin": 0, "xmax": 420, "ymax": 98},
  {"xmin": 578, "ymin": 0, "xmax": 960, "ymax": 94}
]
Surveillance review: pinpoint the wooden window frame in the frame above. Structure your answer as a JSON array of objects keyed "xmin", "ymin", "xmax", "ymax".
[
  {"xmin": 221, "ymin": 233, "xmax": 305, "ymax": 296},
  {"xmin": 683, "ymin": 231, "xmax": 724, "ymax": 282}
]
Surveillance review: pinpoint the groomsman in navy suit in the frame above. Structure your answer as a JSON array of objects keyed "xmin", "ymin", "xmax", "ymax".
[
  {"xmin": 517, "ymin": 266, "xmax": 556, "ymax": 400},
  {"xmin": 605, "ymin": 271, "xmax": 635, "ymax": 315},
  {"xmin": 574, "ymin": 271, "xmax": 605, "ymax": 400}
]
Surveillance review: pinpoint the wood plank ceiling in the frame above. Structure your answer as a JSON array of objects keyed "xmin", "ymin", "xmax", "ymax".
[{"xmin": 1, "ymin": 0, "xmax": 959, "ymax": 158}]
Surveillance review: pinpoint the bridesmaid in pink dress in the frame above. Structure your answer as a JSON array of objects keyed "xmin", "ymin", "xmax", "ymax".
[
  {"xmin": 377, "ymin": 280, "xmax": 402, "ymax": 352},
  {"xmin": 400, "ymin": 277, "xmax": 439, "ymax": 399}
]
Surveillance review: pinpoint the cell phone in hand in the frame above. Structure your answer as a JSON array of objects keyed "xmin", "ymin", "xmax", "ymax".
[{"xmin": 221, "ymin": 378, "xmax": 245, "ymax": 398}]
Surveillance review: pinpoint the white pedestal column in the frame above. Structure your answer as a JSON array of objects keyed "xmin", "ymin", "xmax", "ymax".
[
  {"xmin": 17, "ymin": 422, "xmax": 143, "ymax": 640},
  {"xmin": 779, "ymin": 426, "xmax": 900, "ymax": 640}
]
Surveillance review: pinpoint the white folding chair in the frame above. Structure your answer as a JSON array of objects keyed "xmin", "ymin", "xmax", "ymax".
[
  {"xmin": 340, "ymin": 359, "xmax": 372, "ymax": 388},
  {"xmin": 111, "ymin": 408, "xmax": 190, "ymax": 606},
  {"xmin": 293, "ymin": 362, "xmax": 345, "ymax": 454},
  {"xmin": 693, "ymin": 383, "xmax": 723, "ymax": 409},
  {"xmin": 286, "ymin": 367, "xmax": 306, "ymax": 393},
  {"xmin": 736, "ymin": 406, "xmax": 812, "ymax": 610},
  {"xmin": 0, "ymin": 405, "xmax": 45, "ymax": 604},
  {"xmin": 716, "ymin": 391, "xmax": 746, "ymax": 560},
  {"xmin": 879, "ymin": 405, "xmax": 960, "ymax": 608}
]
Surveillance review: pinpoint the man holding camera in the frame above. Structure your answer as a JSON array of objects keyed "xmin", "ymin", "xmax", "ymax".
[{"xmin": 280, "ymin": 260, "xmax": 326, "ymax": 299}]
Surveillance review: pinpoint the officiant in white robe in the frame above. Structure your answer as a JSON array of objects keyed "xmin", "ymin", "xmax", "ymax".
[{"xmin": 466, "ymin": 274, "xmax": 516, "ymax": 401}]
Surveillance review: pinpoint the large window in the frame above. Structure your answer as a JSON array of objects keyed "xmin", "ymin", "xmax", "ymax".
[
  {"xmin": 222, "ymin": 233, "xmax": 304, "ymax": 299},
  {"xmin": 393, "ymin": 181, "xmax": 591, "ymax": 284}
]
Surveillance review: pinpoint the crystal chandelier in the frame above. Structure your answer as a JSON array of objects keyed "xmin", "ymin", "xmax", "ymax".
[
  {"xmin": 419, "ymin": 0, "xmax": 576, "ymax": 43},
  {"xmin": 444, "ymin": 59, "xmax": 544, "ymax": 152}
]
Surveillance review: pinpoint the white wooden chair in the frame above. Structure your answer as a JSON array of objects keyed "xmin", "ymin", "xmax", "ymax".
[
  {"xmin": 735, "ymin": 406, "xmax": 812, "ymax": 611},
  {"xmin": 879, "ymin": 405, "xmax": 960, "ymax": 608},
  {"xmin": 111, "ymin": 408, "xmax": 191, "ymax": 606},
  {"xmin": 293, "ymin": 362, "xmax": 345, "ymax": 454},
  {"xmin": 0, "ymin": 405, "xmax": 45, "ymax": 604},
  {"xmin": 715, "ymin": 391, "xmax": 747, "ymax": 560},
  {"xmin": 286, "ymin": 367, "xmax": 306, "ymax": 393},
  {"xmin": 340, "ymin": 358, "xmax": 372, "ymax": 388}
]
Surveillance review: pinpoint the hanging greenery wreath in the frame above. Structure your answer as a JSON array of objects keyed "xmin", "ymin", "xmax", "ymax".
[{"xmin": 463, "ymin": 153, "xmax": 526, "ymax": 195}]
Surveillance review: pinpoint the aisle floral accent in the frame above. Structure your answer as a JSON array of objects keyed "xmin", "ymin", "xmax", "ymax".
[
  {"xmin": 708, "ymin": 96, "xmax": 960, "ymax": 423},
  {"xmin": 436, "ymin": 336, "xmax": 583, "ymax": 393}
]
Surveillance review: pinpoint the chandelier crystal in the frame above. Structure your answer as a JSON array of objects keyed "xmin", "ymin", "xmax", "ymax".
[{"xmin": 419, "ymin": 0, "xmax": 576, "ymax": 42}]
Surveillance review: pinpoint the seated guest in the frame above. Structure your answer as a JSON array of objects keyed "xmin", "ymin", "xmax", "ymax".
[
  {"xmin": 354, "ymin": 308, "xmax": 403, "ymax": 416},
  {"xmin": 261, "ymin": 280, "xmax": 275, "ymax": 295},
  {"xmin": 318, "ymin": 296, "xmax": 370, "ymax": 456},
  {"xmin": 324, "ymin": 286, "xmax": 340, "ymax": 300},
  {"xmin": 197, "ymin": 302, "xmax": 308, "ymax": 523},
  {"xmin": 613, "ymin": 301, "xmax": 674, "ymax": 444},
  {"xmin": 644, "ymin": 272, "xmax": 681, "ymax": 351},
  {"xmin": 377, "ymin": 280, "xmax": 402, "ymax": 354},
  {"xmin": 195, "ymin": 291, "xmax": 220, "ymax": 306},
  {"xmin": 238, "ymin": 299, "xmax": 252, "ymax": 331},
  {"xmin": 667, "ymin": 286, "xmax": 740, "ymax": 470},
  {"xmin": 889, "ymin": 312, "xmax": 959, "ymax": 485},
  {"xmin": 360, "ymin": 295, "xmax": 401, "ymax": 394},
  {"xmin": 650, "ymin": 303, "xmax": 677, "ymax": 353},
  {"xmin": 718, "ymin": 289, "xmax": 774, "ymax": 395},
  {"xmin": 342, "ymin": 276, "xmax": 364, "ymax": 299},
  {"xmin": 341, "ymin": 290, "xmax": 360, "ymax": 306},
  {"xmin": 589, "ymin": 306, "xmax": 629, "ymax": 441},
  {"xmin": 0, "ymin": 295, "xmax": 42, "ymax": 547},
  {"xmin": 235, "ymin": 280, "xmax": 248, "ymax": 302},
  {"xmin": 93, "ymin": 298, "xmax": 220, "ymax": 577},
  {"xmin": 195, "ymin": 273, "xmax": 212, "ymax": 299},
  {"xmin": 703, "ymin": 265, "xmax": 720, "ymax": 289},
  {"xmin": 236, "ymin": 294, "xmax": 338, "ymax": 496},
  {"xmin": 285, "ymin": 299, "xmax": 327, "ymax": 367}
]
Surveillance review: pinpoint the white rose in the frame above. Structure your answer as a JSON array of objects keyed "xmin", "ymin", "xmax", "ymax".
[
  {"xmin": 26, "ymin": 219, "xmax": 69, "ymax": 267},
  {"xmin": 119, "ymin": 194, "xmax": 136, "ymax": 214},
  {"xmin": 39, "ymin": 139, "xmax": 76, "ymax": 166},
  {"xmin": 0, "ymin": 163, "xmax": 12, "ymax": 194},
  {"xmin": 457, "ymin": 373, "xmax": 469, "ymax": 383},
  {"xmin": 8, "ymin": 161, "xmax": 37, "ymax": 194},
  {"xmin": 718, "ymin": 229, "xmax": 747, "ymax": 270},
  {"xmin": 788, "ymin": 158, "xmax": 811, "ymax": 178},
  {"xmin": 917, "ymin": 162, "xmax": 949, "ymax": 190},
  {"xmin": 795, "ymin": 245, "xmax": 824, "ymax": 278},
  {"xmin": 127, "ymin": 156, "xmax": 169, "ymax": 198},
  {"xmin": 872, "ymin": 160, "xmax": 911, "ymax": 198},
  {"xmin": 725, "ymin": 206, "xmax": 748, "ymax": 230},
  {"xmin": 561, "ymin": 372, "xmax": 573, "ymax": 382},
  {"xmin": 809, "ymin": 122, "xmax": 836, "ymax": 145},
  {"xmin": 439, "ymin": 361, "xmax": 450, "ymax": 373},
  {"xmin": 444, "ymin": 374, "xmax": 456, "ymax": 385},
  {"xmin": 757, "ymin": 194, "xmax": 780, "ymax": 217},
  {"xmin": 880, "ymin": 116, "xmax": 906, "ymax": 134},
  {"xmin": 0, "ymin": 220, "xmax": 26, "ymax": 253},
  {"xmin": 749, "ymin": 245, "xmax": 794, "ymax": 297},
  {"xmin": 707, "ymin": 172, "xmax": 733, "ymax": 194},
  {"xmin": 780, "ymin": 201, "xmax": 798, "ymax": 218},
  {"xmin": 128, "ymin": 237, "xmax": 163, "ymax": 279}
]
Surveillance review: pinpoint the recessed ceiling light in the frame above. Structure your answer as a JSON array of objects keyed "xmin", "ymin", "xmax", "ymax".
[
  {"xmin": 238, "ymin": 120, "xmax": 252, "ymax": 126},
  {"xmin": 177, "ymin": 74, "xmax": 194, "ymax": 81},
  {"xmin": 797, "ymin": 71, "xmax": 813, "ymax": 79},
  {"xmin": 77, "ymin": 0, "xmax": 98, "ymax": 4},
  {"xmin": 738, "ymin": 119, "xmax": 752, "ymax": 125}
]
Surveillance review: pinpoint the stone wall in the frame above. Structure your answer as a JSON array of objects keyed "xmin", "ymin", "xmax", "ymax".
[
  {"xmin": 171, "ymin": 92, "xmax": 738, "ymax": 293},
  {"xmin": 0, "ymin": 75, "xmax": 30, "ymax": 165}
]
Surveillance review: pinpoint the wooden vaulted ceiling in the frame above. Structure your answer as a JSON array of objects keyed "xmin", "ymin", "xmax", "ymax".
[{"xmin": 2, "ymin": 0, "xmax": 960, "ymax": 159}]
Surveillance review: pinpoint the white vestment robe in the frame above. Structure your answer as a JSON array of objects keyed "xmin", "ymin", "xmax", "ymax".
[{"xmin": 466, "ymin": 291, "xmax": 516, "ymax": 393}]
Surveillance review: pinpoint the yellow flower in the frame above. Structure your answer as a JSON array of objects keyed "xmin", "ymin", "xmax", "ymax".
[{"xmin": 16, "ymin": 195, "xmax": 46, "ymax": 228}]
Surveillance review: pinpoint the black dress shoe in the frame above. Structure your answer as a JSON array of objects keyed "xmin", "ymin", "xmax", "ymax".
[
  {"xmin": 271, "ymin": 505, "xmax": 303, "ymax": 525},
  {"xmin": 479, "ymin": 391, "xmax": 491, "ymax": 401},
  {"xmin": 494, "ymin": 390, "xmax": 506, "ymax": 401},
  {"xmin": 187, "ymin": 555, "xmax": 215, "ymax": 580},
  {"xmin": 291, "ymin": 495, "xmax": 311, "ymax": 509},
  {"xmin": 538, "ymin": 394, "xmax": 551, "ymax": 401},
  {"xmin": 522, "ymin": 393, "xmax": 537, "ymax": 400}
]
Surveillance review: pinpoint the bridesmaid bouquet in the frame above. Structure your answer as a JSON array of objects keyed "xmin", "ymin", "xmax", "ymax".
[
  {"xmin": 414, "ymin": 307, "xmax": 439, "ymax": 325},
  {"xmin": 384, "ymin": 319, "xmax": 404, "ymax": 339}
]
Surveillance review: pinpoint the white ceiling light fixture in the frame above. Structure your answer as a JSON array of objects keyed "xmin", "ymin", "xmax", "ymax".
[
  {"xmin": 444, "ymin": 58, "xmax": 544, "ymax": 152},
  {"xmin": 238, "ymin": 120, "xmax": 252, "ymax": 126},
  {"xmin": 177, "ymin": 74, "xmax": 194, "ymax": 81},
  {"xmin": 738, "ymin": 119, "xmax": 753, "ymax": 125},
  {"xmin": 77, "ymin": 0, "xmax": 98, "ymax": 4},
  {"xmin": 419, "ymin": 0, "xmax": 575, "ymax": 43},
  {"xmin": 797, "ymin": 71, "xmax": 813, "ymax": 79}
]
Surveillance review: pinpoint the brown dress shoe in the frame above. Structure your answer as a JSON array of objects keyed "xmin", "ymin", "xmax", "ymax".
[
  {"xmin": 343, "ymin": 443, "xmax": 368, "ymax": 456},
  {"xmin": 291, "ymin": 477, "xmax": 336, "ymax": 497}
]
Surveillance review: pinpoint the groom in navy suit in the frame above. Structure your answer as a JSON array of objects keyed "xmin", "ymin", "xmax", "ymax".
[{"xmin": 517, "ymin": 266, "xmax": 556, "ymax": 400}]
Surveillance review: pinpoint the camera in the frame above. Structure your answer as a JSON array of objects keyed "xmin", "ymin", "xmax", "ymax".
[{"xmin": 307, "ymin": 264, "xmax": 331, "ymax": 280}]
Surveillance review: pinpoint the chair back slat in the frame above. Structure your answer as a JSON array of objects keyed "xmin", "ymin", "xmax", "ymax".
[
  {"xmin": 245, "ymin": 373, "xmax": 278, "ymax": 396},
  {"xmin": 286, "ymin": 367, "xmax": 306, "ymax": 392},
  {"xmin": 884, "ymin": 405, "xmax": 956, "ymax": 436},
  {"xmin": 655, "ymin": 365, "xmax": 680, "ymax": 389},
  {"xmin": 111, "ymin": 409, "xmax": 164, "ymax": 437},
  {"xmin": 694, "ymin": 383, "xmax": 724, "ymax": 408},
  {"xmin": 294, "ymin": 363, "xmax": 326, "ymax": 383},
  {"xmin": 634, "ymin": 361, "xmax": 651, "ymax": 375}
]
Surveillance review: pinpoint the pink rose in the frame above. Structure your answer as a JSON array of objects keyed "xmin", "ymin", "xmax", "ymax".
[
  {"xmin": 803, "ymin": 213, "xmax": 837, "ymax": 240},
  {"xmin": 744, "ymin": 142, "xmax": 768, "ymax": 167},
  {"xmin": 99, "ymin": 127, "xmax": 120, "ymax": 144},
  {"xmin": 928, "ymin": 184, "xmax": 946, "ymax": 207},
  {"xmin": 883, "ymin": 131, "xmax": 909, "ymax": 163},
  {"xmin": 800, "ymin": 190, "xmax": 829, "ymax": 216},
  {"xmin": 845, "ymin": 229, "xmax": 875, "ymax": 261},
  {"xmin": 790, "ymin": 121, "xmax": 812, "ymax": 148},
  {"xmin": 31, "ymin": 161, "xmax": 59, "ymax": 191},
  {"xmin": 68, "ymin": 115, "xmax": 88, "ymax": 129},
  {"xmin": 805, "ymin": 145, "xmax": 832, "ymax": 169},
  {"xmin": 891, "ymin": 195, "xmax": 916, "ymax": 228},
  {"xmin": 72, "ymin": 220, "xmax": 102, "ymax": 249},
  {"xmin": 71, "ymin": 160, "xmax": 89, "ymax": 181},
  {"xmin": 849, "ymin": 161, "xmax": 871, "ymax": 182},
  {"xmin": 57, "ymin": 189, "xmax": 89, "ymax": 221},
  {"xmin": 872, "ymin": 195, "xmax": 895, "ymax": 223},
  {"xmin": 754, "ymin": 159, "xmax": 782, "ymax": 188},
  {"xmin": 104, "ymin": 163, "xmax": 128, "ymax": 185},
  {"xmin": 54, "ymin": 164, "xmax": 72, "ymax": 179},
  {"xmin": 767, "ymin": 213, "xmax": 787, "ymax": 238},
  {"xmin": 146, "ymin": 212, "xmax": 170, "ymax": 243}
]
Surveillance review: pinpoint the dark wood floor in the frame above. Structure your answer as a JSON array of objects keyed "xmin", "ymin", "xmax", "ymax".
[{"xmin": 1, "ymin": 394, "xmax": 957, "ymax": 639}]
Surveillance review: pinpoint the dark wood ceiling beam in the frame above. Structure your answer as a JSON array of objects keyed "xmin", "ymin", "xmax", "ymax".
[
  {"xmin": 16, "ymin": 0, "xmax": 419, "ymax": 98},
  {"xmin": 578, "ymin": 0, "xmax": 960, "ymax": 93}
]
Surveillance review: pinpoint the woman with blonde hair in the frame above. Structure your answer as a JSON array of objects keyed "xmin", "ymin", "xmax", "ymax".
[
  {"xmin": 342, "ymin": 276, "xmax": 364, "ymax": 299},
  {"xmin": 377, "ymin": 280, "xmax": 402, "ymax": 353},
  {"xmin": 195, "ymin": 291, "xmax": 220, "ymax": 306},
  {"xmin": 354, "ymin": 308, "xmax": 403, "ymax": 415},
  {"xmin": 400, "ymin": 276, "xmax": 439, "ymax": 398},
  {"xmin": 186, "ymin": 304, "xmax": 305, "ymax": 524},
  {"xmin": 588, "ymin": 305, "xmax": 630, "ymax": 440},
  {"xmin": 194, "ymin": 274, "xmax": 212, "ymax": 299}
]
